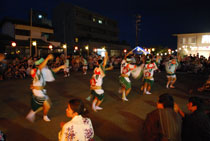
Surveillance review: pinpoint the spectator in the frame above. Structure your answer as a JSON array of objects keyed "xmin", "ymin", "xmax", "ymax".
[
  {"xmin": 182, "ymin": 97, "xmax": 210, "ymax": 141},
  {"xmin": 58, "ymin": 99, "xmax": 94, "ymax": 141},
  {"xmin": 0, "ymin": 53, "xmax": 5, "ymax": 62},
  {"xmin": 143, "ymin": 93, "xmax": 182, "ymax": 141}
]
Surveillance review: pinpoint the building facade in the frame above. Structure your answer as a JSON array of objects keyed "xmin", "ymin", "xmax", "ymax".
[
  {"xmin": 53, "ymin": 3, "xmax": 130, "ymax": 57},
  {"xmin": 0, "ymin": 18, "xmax": 62, "ymax": 57},
  {"xmin": 175, "ymin": 33, "xmax": 210, "ymax": 58}
]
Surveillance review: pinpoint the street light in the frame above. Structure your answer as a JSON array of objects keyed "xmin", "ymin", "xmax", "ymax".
[
  {"xmin": 123, "ymin": 49, "xmax": 127, "ymax": 53},
  {"xmin": 49, "ymin": 45, "xmax": 53, "ymax": 49},
  {"xmin": 85, "ymin": 45, "xmax": 89, "ymax": 56},
  {"xmin": 93, "ymin": 48, "xmax": 97, "ymax": 52},
  {"xmin": 152, "ymin": 48, "xmax": 155, "ymax": 52},
  {"xmin": 11, "ymin": 41, "xmax": 16, "ymax": 56},
  {"xmin": 63, "ymin": 44, "xmax": 67, "ymax": 56},
  {"xmin": 32, "ymin": 41, "xmax": 37, "ymax": 46},
  {"xmin": 74, "ymin": 46, "xmax": 78, "ymax": 51},
  {"xmin": 32, "ymin": 41, "xmax": 37, "ymax": 57},
  {"xmin": 63, "ymin": 44, "xmax": 67, "ymax": 49},
  {"xmin": 11, "ymin": 42, "xmax": 16, "ymax": 47}
]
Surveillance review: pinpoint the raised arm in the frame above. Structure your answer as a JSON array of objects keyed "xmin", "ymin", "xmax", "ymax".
[
  {"xmin": 124, "ymin": 50, "xmax": 133, "ymax": 60},
  {"xmin": 38, "ymin": 54, "xmax": 54, "ymax": 70},
  {"xmin": 52, "ymin": 65, "xmax": 66, "ymax": 73},
  {"xmin": 102, "ymin": 51, "xmax": 108, "ymax": 68}
]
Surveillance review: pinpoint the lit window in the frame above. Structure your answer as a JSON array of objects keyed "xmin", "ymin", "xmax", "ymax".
[
  {"xmin": 75, "ymin": 38, "xmax": 78, "ymax": 43},
  {"xmin": 38, "ymin": 14, "xmax": 42, "ymax": 19},
  {"xmin": 202, "ymin": 35, "xmax": 210, "ymax": 43},
  {"xmin": 98, "ymin": 20, "xmax": 103, "ymax": 24},
  {"xmin": 93, "ymin": 18, "xmax": 96, "ymax": 22},
  {"xmin": 189, "ymin": 37, "xmax": 196, "ymax": 44},
  {"xmin": 180, "ymin": 38, "xmax": 187, "ymax": 44}
]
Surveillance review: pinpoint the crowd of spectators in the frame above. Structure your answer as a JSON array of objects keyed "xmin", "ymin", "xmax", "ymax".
[{"xmin": 1, "ymin": 53, "xmax": 210, "ymax": 81}]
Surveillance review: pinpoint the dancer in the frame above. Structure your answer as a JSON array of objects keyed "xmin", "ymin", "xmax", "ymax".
[
  {"xmin": 81, "ymin": 56, "xmax": 88, "ymax": 75},
  {"xmin": 90, "ymin": 51, "xmax": 112, "ymax": 112},
  {"xmin": 119, "ymin": 51, "xmax": 137, "ymax": 101},
  {"xmin": 64, "ymin": 56, "xmax": 70, "ymax": 77},
  {"xmin": 165, "ymin": 56, "xmax": 180, "ymax": 88},
  {"xmin": 142, "ymin": 58, "xmax": 158, "ymax": 95},
  {"xmin": 26, "ymin": 54, "xmax": 65, "ymax": 122}
]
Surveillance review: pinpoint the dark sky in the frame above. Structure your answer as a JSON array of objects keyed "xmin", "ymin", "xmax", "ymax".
[{"xmin": 1, "ymin": 0, "xmax": 210, "ymax": 49}]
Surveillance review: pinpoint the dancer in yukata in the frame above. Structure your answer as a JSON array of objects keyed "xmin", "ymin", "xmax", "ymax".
[
  {"xmin": 26, "ymin": 54, "xmax": 65, "ymax": 122},
  {"xmin": 119, "ymin": 51, "xmax": 137, "ymax": 101},
  {"xmin": 142, "ymin": 58, "xmax": 158, "ymax": 95},
  {"xmin": 165, "ymin": 56, "xmax": 180, "ymax": 89},
  {"xmin": 90, "ymin": 51, "xmax": 113, "ymax": 111}
]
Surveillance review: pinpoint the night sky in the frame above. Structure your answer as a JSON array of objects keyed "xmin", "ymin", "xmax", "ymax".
[{"xmin": 1, "ymin": 0, "xmax": 210, "ymax": 49}]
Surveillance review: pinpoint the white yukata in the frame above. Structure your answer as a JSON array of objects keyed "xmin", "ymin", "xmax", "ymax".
[{"xmin": 58, "ymin": 115, "xmax": 94, "ymax": 141}]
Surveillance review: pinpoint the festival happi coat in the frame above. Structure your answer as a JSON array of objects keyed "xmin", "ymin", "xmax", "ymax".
[
  {"xmin": 31, "ymin": 67, "xmax": 55, "ymax": 97},
  {"xmin": 165, "ymin": 59, "xmax": 179, "ymax": 75},
  {"xmin": 90, "ymin": 68, "xmax": 104, "ymax": 95},
  {"xmin": 120, "ymin": 59, "xmax": 137, "ymax": 82},
  {"xmin": 143, "ymin": 63, "xmax": 158, "ymax": 80}
]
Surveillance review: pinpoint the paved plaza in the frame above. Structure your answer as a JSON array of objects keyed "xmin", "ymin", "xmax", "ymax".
[{"xmin": 0, "ymin": 70, "xmax": 209, "ymax": 141}]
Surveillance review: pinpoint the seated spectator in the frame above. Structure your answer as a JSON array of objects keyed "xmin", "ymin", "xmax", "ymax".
[
  {"xmin": 58, "ymin": 99, "xmax": 94, "ymax": 141},
  {"xmin": 0, "ymin": 53, "xmax": 5, "ymax": 62},
  {"xmin": 19, "ymin": 65, "xmax": 27, "ymax": 78},
  {"xmin": 4, "ymin": 67, "xmax": 13, "ymax": 79},
  {"xmin": 0, "ymin": 62, "xmax": 3, "ymax": 80},
  {"xmin": 26, "ymin": 65, "xmax": 33, "ymax": 76},
  {"xmin": 198, "ymin": 75, "xmax": 210, "ymax": 92},
  {"xmin": 182, "ymin": 97, "xmax": 210, "ymax": 141},
  {"xmin": 143, "ymin": 93, "xmax": 182, "ymax": 141}
]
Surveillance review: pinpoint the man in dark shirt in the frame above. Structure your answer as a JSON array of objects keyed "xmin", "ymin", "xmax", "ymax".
[
  {"xmin": 143, "ymin": 93, "xmax": 182, "ymax": 141},
  {"xmin": 182, "ymin": 97, "xmax": 210, "ymax": 141}
]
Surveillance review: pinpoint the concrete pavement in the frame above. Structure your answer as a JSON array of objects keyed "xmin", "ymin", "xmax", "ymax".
[{"xmin": 0, "ymin": 70, "xmax": 209, "ymax": 141}]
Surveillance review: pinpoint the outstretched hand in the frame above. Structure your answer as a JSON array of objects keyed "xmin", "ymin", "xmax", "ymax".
[
  {"xmin": 47, "ymin": 54, "xmax": 54, "ymax": 60},
  {"xmin": 59, "ymin": 65, "xmax": 66, "ymax": 70}
]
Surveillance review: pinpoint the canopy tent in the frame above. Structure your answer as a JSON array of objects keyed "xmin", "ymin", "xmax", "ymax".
[{"xmin": 132, "ymin": 46, "xmax": 149, "ymax": 55}]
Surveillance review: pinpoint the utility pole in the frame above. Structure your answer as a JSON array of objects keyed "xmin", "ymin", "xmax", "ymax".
[
  {"xmin": 136, "ymin": 14, "xmax": 141, "ymax": 46},
  {"xmin": 29, "ymin": 8, "xmax": 32, "ymax": 57}
]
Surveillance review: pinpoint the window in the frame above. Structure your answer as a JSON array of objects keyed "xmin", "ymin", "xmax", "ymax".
[
  {"xmin": 202, "ymin": 35, "xmax": 210, "ymax": 43},
  {"xmin": 38, "ymin": 14, "xmax": 42, "ymax": 19},
  {"xmin": 98, "ymin": 19, "xmax": 103, "ymax": 24},
  {"xmin": 15, "ymin": 29, "xmax": 30, "ymax": 36},
  {"xmin": 93, "ymin": 18, "xmax": 96, "ymax": 22},
  {"xmin": 189, "ymin": 37, "xmax": 196, "ymax": 44},
  {"xmin": 180, "ymin": 38, "xmax": 187, "ymax": 44},
  {"xmin": 75, "ymin": 38, "xmax": 78, "ymax": 43}
]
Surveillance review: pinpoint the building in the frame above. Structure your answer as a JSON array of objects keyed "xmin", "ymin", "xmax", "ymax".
[
  {"xmin": 0, "ymin": 17, "xmax": 62, "ymax": 58},
  {"xmin": 53, "ymin": 2, "xmax": 130, "ymax": 57},
  {"xmin": 174, "ymin": 33, "xmax": 210, "ymax": 58}
]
